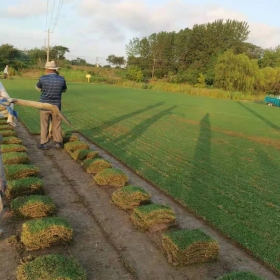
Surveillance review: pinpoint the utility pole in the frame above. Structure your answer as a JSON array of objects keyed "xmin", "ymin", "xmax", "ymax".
[
  {"xmin": 152, "ymin": 58, "xmax": 157, "ymax": 78},
  {"xmin": 96, "ymin": 57, "xmax": 99, "ymax": 67}
]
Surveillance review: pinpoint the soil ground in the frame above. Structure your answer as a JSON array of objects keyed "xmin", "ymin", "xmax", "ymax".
[{"xmin": 0, "ymin": 121, "xmax": 279, "ymax": 280}]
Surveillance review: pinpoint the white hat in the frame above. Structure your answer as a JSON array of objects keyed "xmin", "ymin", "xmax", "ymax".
[{"xmin": 44, "ymin": 60, "xmax": 59, "ymax": 70}]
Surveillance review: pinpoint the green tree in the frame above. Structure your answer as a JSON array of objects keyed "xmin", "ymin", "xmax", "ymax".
[
  {"xmin": 27, "ymin": 47, "xmax": 47, "ymax": 64},
  {"xmin": 50, "ymin": 45, "xmax": 69, "ymax": 60},
  {"xmin": 214, "ymin": 50, "xmax": 259, "ymax": 92},
  {"xmin": 106, "ymin": 55, "xmax": 126, "ymax": 67},
  {"xmin": 259, "ymin": 46, "xmax": 280, "ymax": 68},
  {"xmin": 0, "ymin": 44, "xmax": 23, "ymax": 70}
]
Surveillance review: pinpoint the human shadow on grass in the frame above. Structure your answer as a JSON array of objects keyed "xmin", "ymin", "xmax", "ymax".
[
  {"xmin": 112, "ymin": 106, "xmax": 177, "ymax": 148},
  {"xmin": 178, "ymin": 113, "xmax": 213, "ymax": 205},
  {"xmin": 93, "ymin": 102, "xmax": 165, "ymax": 133},
  {"xmin": 237, "ymin": 101, "xmax": 280, "ymax": 131}
]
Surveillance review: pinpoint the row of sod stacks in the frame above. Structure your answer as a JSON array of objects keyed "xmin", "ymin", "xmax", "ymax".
[
  {"xmin": 63, "ymin": 138, "xmax": 128, "ymax": 187},
  {"xmin": 60, "ymin": 133, "xmax": 264, "ymax": 279},
  {"xmin": 0, "ymin": 123, "xmax": 86, "ymax": 279}
]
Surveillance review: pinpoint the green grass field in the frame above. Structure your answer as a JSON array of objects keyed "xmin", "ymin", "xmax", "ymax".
[{"xmin": 3, "ymin": 78, "xmax": 280, "ymax": 272}]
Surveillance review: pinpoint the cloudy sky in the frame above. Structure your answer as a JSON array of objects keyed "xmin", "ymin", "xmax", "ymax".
[{"xmin": 1, "ymin": 0, "xmax": 280, "ymax": 65}]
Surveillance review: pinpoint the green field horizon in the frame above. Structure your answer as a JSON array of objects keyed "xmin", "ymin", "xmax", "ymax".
[{"xmin": 3, "ymin": 78, "xmax": 280, "ymax": 273}]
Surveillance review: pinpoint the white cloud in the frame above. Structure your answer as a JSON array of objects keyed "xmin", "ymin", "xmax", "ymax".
[
  {"xmin": 6, "ymin": 0, "xmax": 46, "ymax": 17},
  {"xmin": 1, "ymin": 0, "xmax": 280, "ymax": 63}
]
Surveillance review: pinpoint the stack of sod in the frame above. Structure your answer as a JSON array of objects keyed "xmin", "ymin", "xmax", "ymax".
[
  {"xmin": 0, "ymin": 129, "xmax": 16, "ymax": 137},
  {"xmin": 1, "ymin": 144, "xmax": 27, "ymax": 153},
  {"xmin": 2, "ymin": 152, "xmax": 29, "ymax": 165},
  {"xmin": 111, "ymin": 185, "xmax": 151, "ymax": 210},
  {"xmin": 1, "ymin": 136, "xmax": 22, "ymax": 144},
  {"xmin": 82, "ymin": 158, "xmax": 112, "ymax": 174},
  {"xmin": 0, "ymin": 124, "xmax": 14, "ymax": 131},
  {"xmin": 64, "ymin": 141, "xmax": 90, "ymax": 153},
  {"xmin": 5, "ymin": 177, "xmax": 44, "ymax": 199},
  {"xmin": 162, "ymin": 229, "xmax": 219, "ymax": 266},
  {"xmin": 217, "ymin": 271, "xmax": 264, "ymax": 280},
  {"xmin": 11, "ymin": 195, "xmax": 56, "ymax": 219},
  {"xmin": 4, "ymin": 164, "xmax": 39, "ymax": 180},
  {"xmin": 21, "ymin": 217, "xmax": 73, "ymax": 251},
  {"xmin": 63, "ymin": 133, "xmax": 79, "ymax": 143},
  {"xmin": 130, "ymin": 203, "xmax": 176, "ymax": 232},
  {"xmin": 16, "ymin": 254, "xmax": 87, "ymax": 280},
  {"xmin": 94, "ymin": 168, "xmax": 129, "ymax": 187},
  {"xmin": 70, "ymin": 149, "xmax": 98, "ymax": 161}
]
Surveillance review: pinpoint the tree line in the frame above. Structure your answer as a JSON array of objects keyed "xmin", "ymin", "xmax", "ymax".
[
  {"xmin": 125, "ymin": 19, "xmax": 280, "ymax": 94},
  {"xmin": 1, "ymin": 18, "xmax": 280, "ymax": 94}
]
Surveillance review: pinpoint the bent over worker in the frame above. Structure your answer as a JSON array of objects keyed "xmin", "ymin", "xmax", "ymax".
[{"xmin": 35, "ymin": 61, "xmax": 67, "ymax": 150}]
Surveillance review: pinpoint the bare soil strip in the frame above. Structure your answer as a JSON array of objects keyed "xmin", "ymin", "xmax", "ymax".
[{"xmin": 0, "ymin": 121, "xmax": 278, "ymax": 280}]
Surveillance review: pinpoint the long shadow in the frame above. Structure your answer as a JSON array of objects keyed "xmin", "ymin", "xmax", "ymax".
[
  {"xmin": 237, "ymin": 101, "xmax": 280, "ymax": 130},
  {"xmin": 94, "ymin": 102, "xmax": 165, "ymax": 132},
  {"xmin": 113, "ymin": 106, "xmax": 177, "ymax": 148},
  {"xmin": 182, "ymin": 113, "xmax": 212, "ymax": 201}
]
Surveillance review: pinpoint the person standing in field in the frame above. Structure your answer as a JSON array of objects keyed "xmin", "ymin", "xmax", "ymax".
[
  {"xmin": 3, "ymin": 65, "xmax": 9, "ymax": 79},
  {"xmin": 35, "ymin": 61, "xmax": 67, "ymax": 150}
]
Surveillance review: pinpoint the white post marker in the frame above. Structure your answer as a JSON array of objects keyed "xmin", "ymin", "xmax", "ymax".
[{"xmin": 86, "ymin": 74, "xmax": 91, "ymax": 83}]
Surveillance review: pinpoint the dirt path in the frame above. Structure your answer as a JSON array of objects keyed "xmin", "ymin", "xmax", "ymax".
[{"xmin": 0, "ymin": 121, "xmax": 278, "ymax": 280}]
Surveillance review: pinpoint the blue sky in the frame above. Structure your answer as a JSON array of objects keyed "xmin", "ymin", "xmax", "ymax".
[{"xmin": 0, "ymin": 0, "xmax": 279, "ymax": 65}]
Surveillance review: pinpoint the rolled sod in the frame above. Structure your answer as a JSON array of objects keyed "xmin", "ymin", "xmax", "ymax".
[
  {"xmin": 162, "ymin": 229, "xmax": 219, "ymax": 266},
  {"xmin": 4, "ymin": 164, "xmax": 39, "ymax": 180},
  {"xmin": 94, "ymin": 168, "xmax": 129, "ymax": 187},
  {"xmin": 16, "ymin": 254, "xmax": 87, "ymax": 280},
  {"xmin": 70, "ymin": 149, "xmax": 98, "ymax": 161},
  {"xmin": 21, "ymin": 217, "xmax": 73, "ymax": 251},
  {"xmin": 82, "ymin": 158, "xmax": 112, "ymax": 174},
  {"xmin": 112, "ymin": 185, "xmax": 151, "ymax": 210},
  {"xmin": 64, "ymin": 141, "xmax": 90, "ymax": 153},
  {"xmin": 5, "ymin": 177, "xmax": 44, "ymax": 199},
  {"xmin": 11, "ymin": 195, "xmax": 57, "ymax": 219},
  {"xmin": 131, "ymin": 203, "xmax": 176, "ymax": 232}
]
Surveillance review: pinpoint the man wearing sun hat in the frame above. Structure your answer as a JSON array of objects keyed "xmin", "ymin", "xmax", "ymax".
[{"xmin": 35, "ymin": 60, "xmax": 67, "ymax": 150}]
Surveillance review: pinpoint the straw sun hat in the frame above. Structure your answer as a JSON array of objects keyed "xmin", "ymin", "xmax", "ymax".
[{"xmin": 44, "ymin": 60, "xmax": 59, "ymax": 70}]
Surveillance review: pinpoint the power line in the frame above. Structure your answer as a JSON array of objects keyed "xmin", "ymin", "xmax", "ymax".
[
  {"xmin": 52, "ymin": 0, "xmax": 64, "ymax": 32},
  {"xmin": 45, "ymin": 0, "xmax": 49, "ymax": 31},
  {"xmin": 49, "ymin": 0, "xmax": 56, "ymax": 31}
]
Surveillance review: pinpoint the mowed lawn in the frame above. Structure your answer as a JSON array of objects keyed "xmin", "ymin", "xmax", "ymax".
[{"xmin": 4, "ymin": 78, "xmax": 280, "ymax": 272}]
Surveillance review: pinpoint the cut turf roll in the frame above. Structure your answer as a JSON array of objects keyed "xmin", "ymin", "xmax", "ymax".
[
  {"xmin": 63, "ymin": 133, "xmax": 79, "ymax": 143},
  {"xmin": 70, "ymin": 149, "xmax": 98, "ymax": 161},
  {"xmin": 1, "ymin": 144, "xmax": 27, "ymax": 153},
  {"xmin": 94, "ymin": 168, "xmax": 129, "ymax": 187},
  {"xmin": 4, "ymin": 164, "xmax": 39, "ymax": 180},
  {"xmin": 21, "ymin": 217, "xmax": 73, "ymax": 251},
  {"xmin": 131, "ymin": 203, "xmax": 176, "ymax": 232},
  {"xmin": 0, "ymin": 124, "xmax": 14, "ymax": 131},
  {"xmin": 11, "ymin": 195, "xmax": 57, "ymax": 218},
  {"xmin": 162, "ymin": 229, "xmax": 219, "ymax": 266},
  {"xmin": 64, "ymin": 141, "xmax": 90, "ymax": 153},
  {"xmin": 16, "ymin": 254, "xmax": 87, "ymax": 280},
  {"xmin": 1, "ymin": 136, "xmax": 22, "ymax": 144},
  {"xmin": 6, "ymin": 177, "xmax": 44, "ymax": 199},
  {"xmin": 112, "ymin": 185, "xmax": 151, "ymax": 210},
  {"xmin": 217, "ymin": 271, "xmax": 264, "ymax": 280},
  {"xmin": 2, "ymin": 152, "xmax": 29, "ymax": 165},
  {"xmin": 0, "ymin": 129, "xmax": 16, "ymax": 137},
  {"xmin": 82, "ymin": 158, "xmax": 112, "ymax": 174}
]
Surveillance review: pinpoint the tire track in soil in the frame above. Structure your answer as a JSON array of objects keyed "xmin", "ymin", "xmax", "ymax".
[{"xmin": 0, "ymin": 121, "xmax": 278, "ymax": 280}]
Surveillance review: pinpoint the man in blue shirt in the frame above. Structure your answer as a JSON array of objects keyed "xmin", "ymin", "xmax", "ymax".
[{"xmin": 36, "ymin": 61, "xmax": 67, "ymax": 150}]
